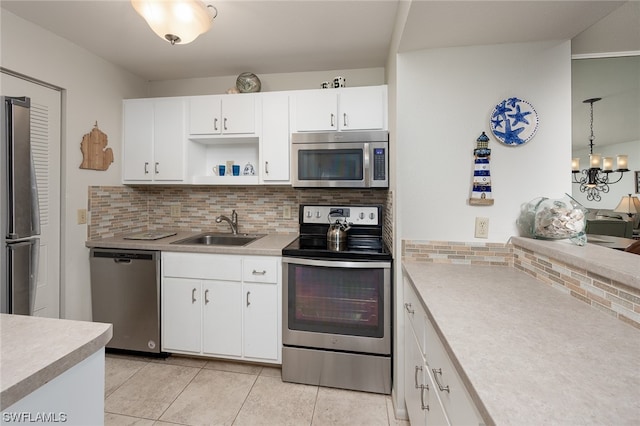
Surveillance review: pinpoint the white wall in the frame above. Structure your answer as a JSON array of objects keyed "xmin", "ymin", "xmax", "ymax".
[
  {"xmin": 572, "ymin": 140, "xmax": 640, "ymax": 210},
  {"xmin": 1, "ymin": 10, "xmax": 148, "ymax": 320},
  {"xmin": 397, "ymin": 40, "xmax": 573, "ymax": 243}
]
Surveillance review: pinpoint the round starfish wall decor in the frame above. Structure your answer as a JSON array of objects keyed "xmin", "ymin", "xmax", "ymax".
[{"xmin": 490, "ymin": 97, "xmax": 539, "ymax": 146}]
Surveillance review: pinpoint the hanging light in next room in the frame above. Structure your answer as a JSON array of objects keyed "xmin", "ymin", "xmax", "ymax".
[
  {"xmin": 131, "ymin": 0, "xmax": 217, "ymax": 45},
  {"xmin": 571, "ymin": 97, "xmax": 629, "ymax": 202}
]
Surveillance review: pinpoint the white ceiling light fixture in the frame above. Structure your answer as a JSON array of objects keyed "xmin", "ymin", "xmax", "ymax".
[{"xmin": 131, "ymin": 0, "xmax": 217, "ymax": 45}]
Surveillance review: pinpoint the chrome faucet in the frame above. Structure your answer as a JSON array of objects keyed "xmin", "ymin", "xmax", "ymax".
[{"xmin": 215, "ymin": 209, "xmax": 238, "ymax": 235}]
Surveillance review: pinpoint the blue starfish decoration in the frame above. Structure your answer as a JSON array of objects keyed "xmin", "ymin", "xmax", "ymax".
[
  {"xmin": 508, "ymin": 104, "xmax": 532, "ymax": 126},
  {"xmin": 492, "ymin": 116, "xmax": 525, "ymax": 145}
]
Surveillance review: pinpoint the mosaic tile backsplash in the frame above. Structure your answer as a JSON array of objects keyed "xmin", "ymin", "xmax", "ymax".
[
  {"xmin": 402, "ymin": 240, "xmax": 639, "ymax": 330},
  {"xmin": 88, "ymin": 185, "xmax": 394, "ymax": 251}
]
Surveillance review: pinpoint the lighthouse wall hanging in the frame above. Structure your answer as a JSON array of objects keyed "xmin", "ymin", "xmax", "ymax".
[{"xmin": 469, "ymin": 131, "xmax": 494, "ymax": 205}]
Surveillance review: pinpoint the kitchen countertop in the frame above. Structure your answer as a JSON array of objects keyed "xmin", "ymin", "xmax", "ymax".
[
  {"xmin": 85, "ymin": 231, "xmax": 298, "ymax": 256},
  {"xmin": 403, "ymin": 261, "xmax": 640, "ymax": 425},
  {"xmin": 0, "ymin": 314, "xmax": 112, "ymax": 410}
]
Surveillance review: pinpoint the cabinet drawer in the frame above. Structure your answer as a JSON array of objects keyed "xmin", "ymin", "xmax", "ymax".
[
  {"xmin": 243, "ymin": 257, "xmax": 278, "ymax": 283},
  {"xmin": 163, "ymin": 252, "xmax": 242, "ymax": 281},
  {"xmin": 403, "ymin": 278, "xmax": 426, "ymax": 352},
  {"xmin": 424, "ymin": 316, "xmax": 482, "ymax": 426}
]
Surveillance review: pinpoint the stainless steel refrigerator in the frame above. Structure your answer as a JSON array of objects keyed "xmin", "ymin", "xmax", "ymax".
[{"xmin": 1, "ymin": 96, "xmax": 40, "ymax": 315}]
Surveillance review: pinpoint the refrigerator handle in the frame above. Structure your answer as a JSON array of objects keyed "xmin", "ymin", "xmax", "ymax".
[
  {"xmin": 30, "ymin": 152, "xmax": 41, "ymax": 235},
  {"xmin": 29, "ymin": 239, "xmax": 40, "ymax": 315}
]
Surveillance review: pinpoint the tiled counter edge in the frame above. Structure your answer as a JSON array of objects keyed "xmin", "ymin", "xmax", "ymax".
[{"xmin": 402, "ymin": 238, "xmax": 640, "ymax": 330}]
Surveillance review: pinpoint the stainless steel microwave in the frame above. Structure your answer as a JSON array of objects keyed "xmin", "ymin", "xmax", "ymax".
[{"xmin": 291, "ymin": 131, "xmax": 389, "ymax": 188}]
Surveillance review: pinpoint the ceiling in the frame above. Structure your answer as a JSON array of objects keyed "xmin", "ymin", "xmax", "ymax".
[{"xmin": 2, "ymin": 1, "xmax": 637, "ymax": 148}]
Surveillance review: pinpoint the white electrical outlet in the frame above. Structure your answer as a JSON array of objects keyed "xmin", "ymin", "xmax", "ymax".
[
  {"xmin": 170, "ymin": 204, "xmax": 181, "ymax": 217},
  {"xmin": 77, "ymin": 209, "xmax": 87, "ymax": 225},
  {"xmin": 283, "ymin": 205, "xmax": 292, "ymax": 219},
  {"xmin": 475, "ymin": 217, "xmax": 489, "ymax": 238}
]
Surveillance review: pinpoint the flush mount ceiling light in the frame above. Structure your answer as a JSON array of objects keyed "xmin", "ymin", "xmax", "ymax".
[
  {"xmin": 571, "ymin": 97, "xmax": 629, "ymax": 202},
  {"xmin": 131, "ymin": 0, "xmax": 217, "ymax": 45}
]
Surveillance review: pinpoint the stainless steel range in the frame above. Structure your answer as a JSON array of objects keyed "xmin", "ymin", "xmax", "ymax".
[{"xmin": 282, "ymin": 204, "xmax": 392, "ymax": 394}]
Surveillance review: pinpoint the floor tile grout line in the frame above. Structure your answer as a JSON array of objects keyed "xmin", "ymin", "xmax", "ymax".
[
  {"xmin": 230, "ymin": 370, "xmax": 261, "ymax": 425},
  {"xmin": 154, "ymin": 362, "xmax": 206, "ymax": 424},
  {"xmin": 104, "ymin": 356, "xmax": 150, "ymax": 402},
  {"xmin": 309, "ymin": 385, "xmax": 320, "ymax": 426}
]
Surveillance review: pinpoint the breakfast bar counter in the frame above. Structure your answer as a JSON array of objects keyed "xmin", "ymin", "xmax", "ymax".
[
  {"xmin": 0, "ymin": 314, "xmax": 112, "ymax": 419},
  {"xmin": 402, "ymin": 256, "xmax": 640, "ymax": 425}
]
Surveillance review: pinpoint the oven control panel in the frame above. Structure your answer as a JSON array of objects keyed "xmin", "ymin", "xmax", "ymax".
[{"xmin": 301, "ymin": 205, "xmax": 380, "ymax": 226}]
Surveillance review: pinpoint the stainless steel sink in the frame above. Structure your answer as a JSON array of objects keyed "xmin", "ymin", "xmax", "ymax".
[{"xmin": 171, "ymin": 233, "xmax": 265, "ymax": 247}]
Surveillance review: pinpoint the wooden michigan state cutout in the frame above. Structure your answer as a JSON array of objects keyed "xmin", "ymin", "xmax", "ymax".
[{"xmin": 80, "ymin": 122, "xmax": 114, "ymax": 171}]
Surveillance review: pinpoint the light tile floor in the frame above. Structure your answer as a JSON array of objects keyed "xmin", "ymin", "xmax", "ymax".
[{"xmin": 104, "ymin": 353, "xmax": 409, "ymax": 426}]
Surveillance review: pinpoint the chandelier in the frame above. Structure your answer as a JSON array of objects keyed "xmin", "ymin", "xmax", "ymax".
[
  {"xmin": 131, "ymin": 0, "xmax": 217, "ymax": 45},
  {"xmin": 572, "ymin": 97, "xmax": 629, "ymax": 202}
]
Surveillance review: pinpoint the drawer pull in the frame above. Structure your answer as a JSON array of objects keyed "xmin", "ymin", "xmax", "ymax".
[
  {"xmin": 223, "ymin": 117, "xmax": 228, "ymax": 130},
  {"xmin": 214, "ymin": 117, "xmax": 219, "ymax": 131},
  {"xmin": 432, "ymin": 368, "xmax": 450, "ymax": 393},
  {"xmin": 330, "ymin": 113, "xmax": 335, "ymax": 127},
  {"xmin": 252, "ymin": 269, "xmax": 267, "ymax": 275},
  {"xmin": 343, "ymin": 113, "xmax": 348, "ymax": 127},
  {"xmin": 246, "ymin": 291, "xmax": 251, "ymax": 306},
  {"xmin": 204, "ymin": 289, "xmax": 210, "ymax": 305},
  {"xmin": 144, "ymin": 162, "xmax": 149, "ymax": 174},
  {"xmin": 419, "ymin": 384, "xmax": 430, "ymax": 411},
  {"xmin": 191, "ymin": 288, "xmax": 197, "ymax": 304},
  {"xmin": 414, "ymin": 365, "xmax": 422, "ymax": 388},
  {"xmin": 404, "ymin": 302, "xmax": 414, "ymax": 314}
]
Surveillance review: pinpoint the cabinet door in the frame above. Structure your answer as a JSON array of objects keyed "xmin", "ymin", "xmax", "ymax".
[
  {"xmin": 243, "ymin": 282, "xmax": 279, "ymax": 360},
  {"xmin": 339, "ymin": 86, "xmax": 386, "ymax": 131},
  {"xmin": 122, "ymin": 99, "xmax": 153, "ymax": 181},
  {"xmin": 153, "ymin": 98, "xmax": 185, "ymax": 181},
  {"xmin": 189, "ymin": 96, "xmax": 221, "ymax": 135},
  {"xmin": 162, "ymin": 278, "xmax": 201, "ymax": 353},
  {"xmin": 405, "ymin": 321, "xmax": 428, "ymax": 426},
  {"xmin": 294, "ymin": 91, "xmax": 338, "ymax": 131},
  {"xmin": 202, "ymin": 280, "xmax": 242, "ymax": 357},
  {"xmin": 260, "ymin": 93, "xmax": 290, "ymax": 182},
  {"xmin": 221, "ymin": 95, "xmax": 255, "ymax": 134}
]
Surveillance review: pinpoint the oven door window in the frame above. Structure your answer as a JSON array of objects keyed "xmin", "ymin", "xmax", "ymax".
[
  {"xmin": 297, "ymin": 149, "xmax": 363, "ymax": 181},
  {"xmin": 287, "ymin": 263, "xmax": 384, "ymax": 338}
]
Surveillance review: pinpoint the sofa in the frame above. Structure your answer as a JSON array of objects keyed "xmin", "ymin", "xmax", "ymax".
[{"xmin": 585, "ymin": 209, "xmax": 636, "ymax": 239}]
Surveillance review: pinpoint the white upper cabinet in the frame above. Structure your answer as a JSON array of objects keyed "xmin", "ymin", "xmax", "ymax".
[
  {"xmin": 189, "ymin": 95, "xmax": 256, "ymax": 136},
  {"xmin": 122, "ymin": 98, "xmax": 185, "ymax": 183},
  {"xmin": 260, "ymin": 92, "xmax": 290, "ymax": 183},
  {"xmin": 292, "ymin": 85, "xmax": 387, "ymax": 132}
]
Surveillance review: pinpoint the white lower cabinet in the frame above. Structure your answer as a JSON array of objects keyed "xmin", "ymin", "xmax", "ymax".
[
  {"xmin": 404, "ymin": 277, "xmax": 483, "ymax": 425},
  {"xmin": 162, "ymin": 252, "xmax": 281, "ymax": 363}
]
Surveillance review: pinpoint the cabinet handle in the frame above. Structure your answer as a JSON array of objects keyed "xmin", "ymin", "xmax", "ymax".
[
  {"xmin": 330, "ymin": 113, "xmax": 335, "ymax": 127},
  {"xmin": 343, "ymin": 113, "xmax": 348, "ymax": 127},
  {"xmin": 204, "ymin": 289, "xmax": 210, "ymax": 304},
  {"xmin": 214, "ymin": 117, "xmax": 219, "ymax": 131},
  {"xmin": 246, "ymin": 291, "xmax": 251, "ymax": 306},
  {"xmin": 404, "ymin": 302, "xmax": 414, "ymax": 314},
  {"xmin": 144, "ymin": 162, "xmax": 149, "ymax": 174},
  {"xmin": 432, "ymin": 368, "xmax": 450, "ymax": 393},
  {"xmin": 265, "ymin": 161, "xmax": 269, "ymax": 175},
  {"xmin": 252, "ymin": 269, "xmax": 267, "ymax": 275},
  {"xmin": 414, "ymin": 365, "xmax": 422, "ymax": 389},
  {"xmin": 191, "ymin": 288, "xmax": 197, "ymax": 304},
  {"xmin": 419, "ymin": 384, "xmax": 430, "ymax": 411},
  {"xmin": 155, "ymin": 162, "xmax": 159, "ymax": 174},
  {"xmin": 223, "ymin": 117, "xmax": 228, "ymax": 131}
]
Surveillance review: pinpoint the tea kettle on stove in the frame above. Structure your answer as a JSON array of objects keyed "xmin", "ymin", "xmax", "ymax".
[{"xmin": 327, "ymin": 219, "xmax": 351, "ymax": 251}]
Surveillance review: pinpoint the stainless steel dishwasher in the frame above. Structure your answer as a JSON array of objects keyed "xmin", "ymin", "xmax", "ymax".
[{"xmin": 90, "ymin": 248, "xmax": 162, "ymax": 354}]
